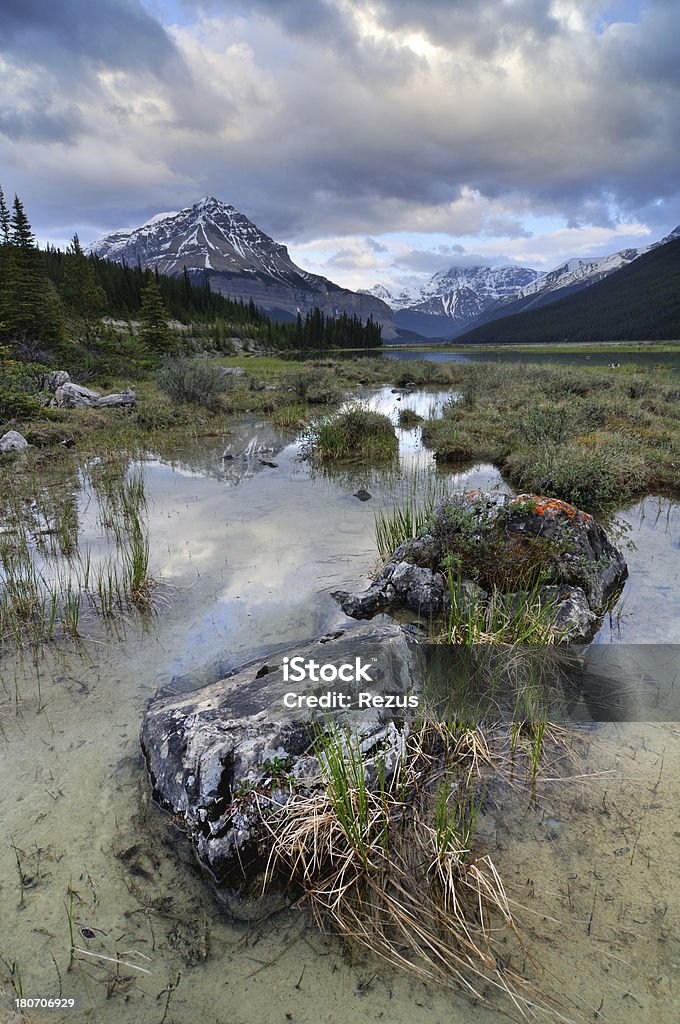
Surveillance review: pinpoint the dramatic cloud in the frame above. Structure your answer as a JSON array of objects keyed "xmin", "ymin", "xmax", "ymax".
[{"xmin": 0, "ymin": 0, "xmax": 678, "ymax": 287}]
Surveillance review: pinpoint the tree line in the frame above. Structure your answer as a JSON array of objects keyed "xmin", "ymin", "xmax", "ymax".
[{"xmin": 0, "ymin": 187, "xmax": 382, "ymax": 367}]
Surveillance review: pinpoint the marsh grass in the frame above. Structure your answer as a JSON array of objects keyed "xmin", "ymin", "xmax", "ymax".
[
  {"xmin": 397, "ymin": 407, "xmax": 423, "ymax": 428},
  {"xmin": 442, "ymin": 573, "xmax": 563, "ymax": 645},
  {"xmin": 0, "ymin": 463, "xmax": 155, "ymax": 653},
  {"xmin": 302, "ymin": 404, "xmax": 398, "ymax": 462},
  {"xmin": 375, "ymin": 501, "xmax": 431, "ymax": 563},
  {"xmin": 421, "ymin": 362, "xmax": 680, "ymax": 511},
  {"xmin": 261, "ymin": 718, "xmax": 565, "ymax": 1018}
]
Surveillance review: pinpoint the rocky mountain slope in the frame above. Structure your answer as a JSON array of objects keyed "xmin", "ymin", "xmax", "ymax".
[
  {"xmin": 88, "ymin": 197, "xmax": 395, "ymax": 335},
  {"xmin": 455, "ymin": 235, "xmax": 680, "ymax": 344},
  {"xmin": 366, "ymin": 226, "xmax": 680, "ymax": 339}
]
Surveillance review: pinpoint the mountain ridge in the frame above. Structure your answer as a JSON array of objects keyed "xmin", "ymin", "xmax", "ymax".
[
  {"xmin": 365, "ymin": 225, "xmax": 680, "ymax": 339},
  {"xmin": 453, "ymin": 235, "xmax": 680, "ymax": 344}
]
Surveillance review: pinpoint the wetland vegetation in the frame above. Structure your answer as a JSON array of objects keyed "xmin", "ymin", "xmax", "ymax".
[{"xmin": 1, "ymin": 319, "xmax": 680, "ymax": 1022}]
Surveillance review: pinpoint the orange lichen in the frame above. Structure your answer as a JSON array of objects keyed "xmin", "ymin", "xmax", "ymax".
[{"xmin": 511, "ymin": 494, "xmax": 592, "ymax": 525}]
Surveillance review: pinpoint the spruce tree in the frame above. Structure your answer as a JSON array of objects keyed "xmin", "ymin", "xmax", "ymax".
[
  {"xmin": 139, "ymin": 271, "xmax": 173, "ymax": 353},
  {"xmin": 60, "ymin": 234, "xmax": 107, "ymax": 341},
  {"xmin": 0, "ymin": 186, "xmax": 10, "ymax": 245},
  {"xmin": 0, "ymin": 195, "xmax": 62, "ymax": 356}
]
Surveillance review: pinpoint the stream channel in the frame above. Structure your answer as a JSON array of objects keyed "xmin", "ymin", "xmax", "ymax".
[{"xmin": 1, "ymin": 386, "xmax": 679, "ymax": 1024}]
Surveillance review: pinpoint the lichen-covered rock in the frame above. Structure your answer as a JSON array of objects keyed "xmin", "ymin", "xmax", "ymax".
[
  {"xmin": 335, "ymin": 491, "xmax": 627, "ymax": 643},
  {"xmin": 501, "ymin": 494, "xmax": 627, "ymax": 612},
  {"xmin": 140, "ymin": 624, "xmax": 420, "ymax": 899}
]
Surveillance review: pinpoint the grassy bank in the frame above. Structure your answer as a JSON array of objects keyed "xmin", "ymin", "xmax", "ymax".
[{"xmin": 420, "ymin": 361, "xmax": 680, "ymax": 512}]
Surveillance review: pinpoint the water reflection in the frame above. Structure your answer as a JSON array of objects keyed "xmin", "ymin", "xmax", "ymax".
[{"xmin": 385, "ymin": 345, "xmax": 680, "ymax": 372}]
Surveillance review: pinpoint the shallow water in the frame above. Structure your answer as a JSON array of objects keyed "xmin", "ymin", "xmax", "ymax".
[{"xmin": 1, "ymin": 391, "xmax": 679, "ymax": 1023}]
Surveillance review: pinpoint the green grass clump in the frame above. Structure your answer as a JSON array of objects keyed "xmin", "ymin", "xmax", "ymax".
[
  {"xmin": 271, "ymin": 402, "xmax": 309, "ymax": 428},
  {"xmin": 397, "ymin": 407, "xmax": 423, "ymax": 428},
  {"xmin": 303, "ymin": 404, "xmax": 398, "ymax": 462},
  {"xmin": 286, "ymin": 366, "xmax": 345, "ymax": 405}
]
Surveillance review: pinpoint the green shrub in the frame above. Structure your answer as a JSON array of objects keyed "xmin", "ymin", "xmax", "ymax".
[
  {"xmin": 156, "ymin": 358, "xmax": 233, "ymax": 410},
  {"xmin": 287, "ymin": 366, "xmax": 344, "ymax": 404},
  {"xmin": 0, "ymin": 360, "xmax": 51, "ymax": 423}
]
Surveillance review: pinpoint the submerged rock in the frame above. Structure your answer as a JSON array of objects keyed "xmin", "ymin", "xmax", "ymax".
[{"xmin": 334, "ymin": 491, "xmax": 627, "ymax": 643}]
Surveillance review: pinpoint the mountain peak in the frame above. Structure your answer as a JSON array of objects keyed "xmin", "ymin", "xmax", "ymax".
[{"xmin": 86, "ymin": 198, "xmax": 395, "ymax": 335}]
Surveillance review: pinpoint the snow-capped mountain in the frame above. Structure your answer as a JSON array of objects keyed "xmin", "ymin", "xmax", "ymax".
[
  {"xmin": 87, "ymin": 197, "xmax": 394, "ymax": 333},
  {"xmin": 465, "ymin": 224, "xmax": 680, "ymax": 331},
  {"xmin": 366, "ymin": 224, "xmax": 680, "ymax": 339},
  {"xmin": 363, "ymin": 265, "xmax": 540, "ymax": 338}
]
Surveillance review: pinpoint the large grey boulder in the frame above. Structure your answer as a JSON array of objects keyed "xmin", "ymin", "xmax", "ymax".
[
  {"xmin": 0, "ymin": 430, "xmax": 29, "ymax": 454},
  {"xmin": 42, "ymin": 370, "xmax": 71, "ymax": 392},
  {"xmin": 53, "ymin": 382, "xmax": 101, "ymax": 407},
  {"xmin": 140, "ymin": 624, "xmax": 420, "ymax": 894}
]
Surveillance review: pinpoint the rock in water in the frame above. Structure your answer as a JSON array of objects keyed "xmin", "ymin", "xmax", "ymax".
[
  {"xmin": 334, "ymin": 491, "xmax": 627, "ymax": 643},
  {"xmin": 140, "ymin": 624, "xmax": 420, "ymax": 897}
]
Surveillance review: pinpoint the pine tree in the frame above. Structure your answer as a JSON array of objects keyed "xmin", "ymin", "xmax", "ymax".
[
  {"xmin": 0, "ymin": 194, "xmax": 62, "ymax": 355},
  {"xmin": 0, "ymin": 186, "xmax": 10, "ymax": 245},
  {"xmin": 138, "ymin": 272, "xmax": 173, "ymax": 353},
  {"xmin": 60, "ymin": 234, "xmax": 107, "ymax": 341}
]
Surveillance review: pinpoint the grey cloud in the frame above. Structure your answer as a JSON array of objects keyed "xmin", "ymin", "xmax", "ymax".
[
  {"xmin": 0, "ymin": 106, "xmax": 84, "ymax": 145},
  {"xmin": 3, "ymin": 0, "xmax": 680, "ymax": 272},
  {"xmin": 0, "ymin": 0, "xmax": 184, "ymax": 76},
  {"xmin": 188, "ymin": 0, "xmax": 357, "ymax": 48},
  {"xmin": 360, "ymin": 0, "xmax": 560, "ymax": 55}
]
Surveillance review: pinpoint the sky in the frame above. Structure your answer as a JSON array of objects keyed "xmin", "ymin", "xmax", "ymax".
[{"xmin": 1, "ymin": 0, "xmax": 679, "ymax": 293}]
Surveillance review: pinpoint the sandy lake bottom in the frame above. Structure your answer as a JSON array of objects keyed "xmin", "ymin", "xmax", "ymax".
[{"xmin": 1, "ymin": 388, "xmax": 679, "ymax": 1024}]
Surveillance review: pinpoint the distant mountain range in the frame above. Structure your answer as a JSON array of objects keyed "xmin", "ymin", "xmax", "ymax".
[
  {"xmin": 87, "ymin": 198, "xmax": 680, "ymax": 345},
  {"xmin": 364, "ymin": 225, "xmax": 680, "ymax": 339},
  {"xmin": 455, "ymin": 234, "xmax": 680, "ymax": 344},
  {"xmin": 362, "ymin": 266, "xmax": 540, "ymax": 338},
  {"xmin": 87, "ymin": 197, "xmax": 396, "ymax": 337}
]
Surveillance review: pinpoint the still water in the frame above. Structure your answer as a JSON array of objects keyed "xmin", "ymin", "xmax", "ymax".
[
  {"xmin": 385, "ymin": 346, "xmax": 680, "ymax": 372},
  {"xmin": 1, "ymin": 390, "xmax": 679, "ymax": 1023}
]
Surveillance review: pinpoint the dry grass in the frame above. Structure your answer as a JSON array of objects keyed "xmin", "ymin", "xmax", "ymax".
[{"xmin": 257, "ymin": 720, "xmax": 571, "ymax": 1020}]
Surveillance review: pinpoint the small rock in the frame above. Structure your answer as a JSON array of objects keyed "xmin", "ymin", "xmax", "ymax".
[
  {"xmin": 94, "ymin": 389, "xmax": 136, "ymax": 408},
  {"xmin": 259, "ymin": 459, "xmax": 278, "ymax": 468},
  {"xmin": 42, "ymin": 370, "xmax": 71, "ymax": 392},
  {"xmin": 0, "ymin": 429, "xmax": 29, "ymax": 454},
  {"xmin": 353, "ymin": 489, "xmax": 372, "ymax": 501}
]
